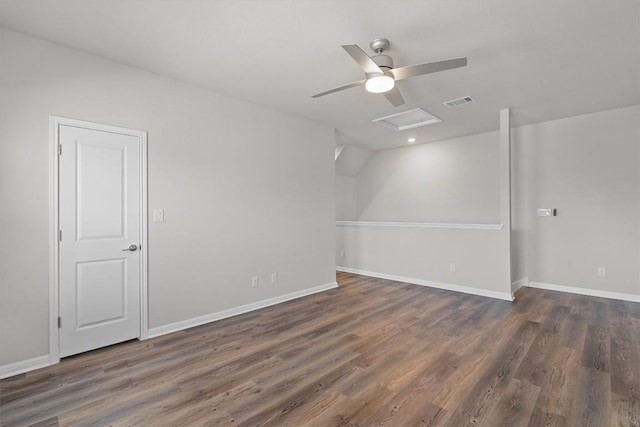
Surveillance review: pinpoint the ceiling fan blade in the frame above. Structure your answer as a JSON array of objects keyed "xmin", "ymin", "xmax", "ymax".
[
  {"xmin": 383, "ymin": 86, "xmax": 405, "ymax": 107},
  {"xmin": 390, "ymin": 57, "xmax": 467, "ymax": 81},
  {"xmin": 311, "ymin": 80, "xmax": 366, "ymax": 98},
  {"xmin": 342, "ymin": 44, "xmax": 383, "ymax": 74}
]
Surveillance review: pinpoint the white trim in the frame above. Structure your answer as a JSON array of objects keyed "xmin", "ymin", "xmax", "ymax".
[
  {"xmin": 511, "ymin": 277, "xmax": 529, "ymax": 298},
  {"xmin": 336, "ymin": 221, "xmax": 503, "ymax": 230},
  {"xmin": 148, "ymin": 282, "xmax": 338, "ymax": 338},
  {"xmin": 49, "ymin": 117, "xmax": 60, "ymax": 366},
  {"xmin": 0, "ymin": 356, "xmax": 50, "ymax": 380},
  {"xmin": 528, "ymin": 281, "xmax": 640, "ymax": 303},
  {"xmin": 139, "ymin": 128, "xmax": 149, "ymax": 340},
  {"xmin": 336, "ymin": 267, "xmax": 513, "ymax": 301},
  {"xmin": 499, "ymin": 108, "xmax": 512, "ymax": 297},
  {"xmin": 49, "ymin": 116, "xmax": 149, "ymax": 363}
]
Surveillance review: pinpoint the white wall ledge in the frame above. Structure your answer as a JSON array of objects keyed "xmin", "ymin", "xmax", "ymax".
[{"xmin": 336, "ymin": 221, "xmax": 503, "ymax": 230}]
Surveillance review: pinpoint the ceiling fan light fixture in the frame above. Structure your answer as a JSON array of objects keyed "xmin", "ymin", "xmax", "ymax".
[
  {"xmin": 365, "ymin": 73, "xmax": 395, "ymax": 93},
  {"xmin": 311, "ymin": 39, "xmax": 467, "ymax": 108}
]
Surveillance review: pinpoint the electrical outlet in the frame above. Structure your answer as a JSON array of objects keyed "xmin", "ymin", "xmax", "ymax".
[
  {"xmin": 597, "ymin": 267, "xmax": 606, "ymax": 277},
  {"xmin": 449, "ymin": 263, "xmax": 456, "ymax": 272},
  {"xmin": 339, "ymin": 249, "xmax": 345, "ymax": 258},
  {"xmin": 251, "ymin": 276, "xmax": 259, "ymax": 287},
  {"xmin": 271, "ymin": 272, "xmax": 278, "ymax": 284}
]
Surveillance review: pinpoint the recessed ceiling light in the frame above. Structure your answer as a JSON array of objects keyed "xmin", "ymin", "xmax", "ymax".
[{"xmin": 407, "ymin": 138, "xmax": 416, "ymax": 144}]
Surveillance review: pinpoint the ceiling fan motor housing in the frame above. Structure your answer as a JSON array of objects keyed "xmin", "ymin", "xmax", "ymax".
[{"xmin": 373, "ymin": 54, "xmax": 394, "ymax": 70}]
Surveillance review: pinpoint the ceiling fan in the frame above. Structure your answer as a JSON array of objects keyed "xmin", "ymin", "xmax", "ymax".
[{"xmin": 312, "ymin": 38, "xmax": 467, "ymax": 107}]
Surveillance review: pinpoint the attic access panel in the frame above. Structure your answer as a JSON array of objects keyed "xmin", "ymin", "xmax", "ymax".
[{"xmin": 372, "ymin": 108, "xmax": 441, "ymax": 131}]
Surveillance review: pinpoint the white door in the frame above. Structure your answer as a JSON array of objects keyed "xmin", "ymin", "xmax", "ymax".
[{"xmin": 58, "ymin": 123, "xmax": 142, "ymax": 357}]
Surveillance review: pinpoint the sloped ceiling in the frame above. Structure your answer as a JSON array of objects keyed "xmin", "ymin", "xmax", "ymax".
[
  {"xmin": 335, "ymin": 145, "xmax": 373, "ymax": 177},
  {"xmin": 0, "ymin": 0, "xmax": 638, "ymax": 151}
]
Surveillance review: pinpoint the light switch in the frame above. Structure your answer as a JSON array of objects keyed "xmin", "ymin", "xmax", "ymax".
[
  {"xmin": 153, "ymin": 209, "xmax": 164, "ymax": 223},
  {"xmin": 537, "ymin": 208, "xmax": 553, "ymax": 217}
]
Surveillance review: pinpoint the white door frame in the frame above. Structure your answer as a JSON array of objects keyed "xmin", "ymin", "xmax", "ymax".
[{"xmin": 49, "ymin": 116, "xmax": 148, "ymax": 365}]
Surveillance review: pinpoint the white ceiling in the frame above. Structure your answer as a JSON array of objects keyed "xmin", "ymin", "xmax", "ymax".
[{"xmin": 0, "ymin": 0, "xmax": 638, "ymax": 151}]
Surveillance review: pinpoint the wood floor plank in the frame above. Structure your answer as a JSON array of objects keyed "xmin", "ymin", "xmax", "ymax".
[
  {"xmin": 362, "ymin": 381, "xmax": 446, "ymax": 426},
  {"xmin": 611, "ymin": 392, "xmax": 640, "ymax": 427},
  {"xmin": 233, "ymin": 360, "xmax": 361, "ymax": 425},
  {"xmin": 515, "ymin": 331, "xmax": 561, "ymax": 386},
  {"xmin": 440, "ymin": 319, "xmax": 540, "ymax": 426},
  {"xmin": 482, "ymin": 378, "xmax": 541, "ymax": 427},
  {"xmin": 528, "ymin": 408, "xmax": 568, "ymax": 427},
  {"xmin": 534, "ymin": 346, "xmax": 580, "ymax": 417},
  {"xmin": 569, "ymin": 367, "xmax": 612, "ymax": 427},
  {"xmin": 558, "ymin": 312, "xmax": 588, "ymax": 350},
  {"xmin": 258, "ymin": 389, "xmax": 349, "ymax": 427},
  {"xmin": 225, "ymin": 349, "xmax": 359, "ymax": 423},
  {"xmin": 610, "ymin": 312, "xmax": 640, "ymax": 399},
  {"xmin": 25, "ymin": 417, "xmax": 59, "ymax": 427},
  {"xmin": 1, "ymin": 271, "xmax": 638, "ymax": 426},
  {"xmin": 582, "ymin": 325, "xmax": 612, "ymax": 372},
  {"xmin": 328, "ymin": 383, "xmax": 396, "ymax": 426},
  {"xmin": 514, "ymin": 305, "xmax": 571, "ymax": 390}
]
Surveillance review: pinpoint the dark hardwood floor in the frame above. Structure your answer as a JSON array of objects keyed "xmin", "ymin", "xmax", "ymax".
[{"xmin": 1, "ymin": 272, "xmax": 639, "ymax": 426}]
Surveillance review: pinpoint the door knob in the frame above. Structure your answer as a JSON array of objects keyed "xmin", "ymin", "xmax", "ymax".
[{"xmin": 122, "ymin": 244, "xmax": 138, "ymax": 252}]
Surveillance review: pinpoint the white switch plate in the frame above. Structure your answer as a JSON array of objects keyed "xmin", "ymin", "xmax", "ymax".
[
  {"xmin": 153, "ymin": 209, "xmax": 164, "ymax": 223},
  {"xmin": 271, "ymin": 273, "xmax": 278, "ymax": 284},
  {"xmin": 537, "ymin": 208, "xmax": 553, "ymax": 217},
  {"xmin": 251, "ymin": 276, "xmax": 259, "ymax": 287},
  {"xmin": 449, "ymin": 263, "xmax": 456, "ymax": 272}
]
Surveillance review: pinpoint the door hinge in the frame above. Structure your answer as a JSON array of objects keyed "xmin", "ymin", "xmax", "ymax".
[
  {"xmin": 58, "ymin": 144, "xmax": 62, "ymax": 156},
  {"xmin": 58, "ymin": 230, "xmax": 62, "ymax": 242},
  {"xmin": 57, "ymin": 317, "xmax": 61, "ymax": 328}
]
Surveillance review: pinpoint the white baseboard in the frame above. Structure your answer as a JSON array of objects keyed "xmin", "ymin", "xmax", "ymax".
[
  {"xmin": 0, "ymin": 355, "xmax": 50, "ymax": 380},
  {"xmin": 337, "ymin": 266, "xmax": 513, "ymax": 301},
  {"xmin": 511, "ymin": 277, "xmax": 529, "ymax": 297},
  {"xmin": 527, "ymin": 280, "xmax": 640, "ymax": 303},
  {"xmin": 148, "ymin": 282, "xmax": 338, "ymax": 338},
  {"xmin": 0, "ymin": 282, "xmax": 338, "ymax": 379}
]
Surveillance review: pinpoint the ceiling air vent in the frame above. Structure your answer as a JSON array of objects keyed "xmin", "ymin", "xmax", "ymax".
[
  {"xmin": 443, "ymin": 96, "xmax": 476, "ymax": 108},
  {"xmin": 372, "ymin": 108, "xmax": 441, "ymax": 131}
]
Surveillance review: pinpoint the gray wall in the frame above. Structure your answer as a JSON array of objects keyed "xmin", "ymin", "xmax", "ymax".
[
  {"xmin": 512, "ymin": 105, "xmax": 640, "ymax": 295},
  {"xmin": 336, "ymin": 105, "xmax": 639, "ymax": 299},
  {"xmin": 0, "ymin": 29, "xmax": 336, "ymax": 366},
  {"xmin": 335, "ymin": 175, "xmax": 358, "ymax": 220},
  {"xmin": 336, "ymin": 225, "xmax": 510, "ymax": 294},
  {"xmin": 336, "ymin": 131, "xmax": 511, "ymax": 296},
  {"xmin": 357, "ymin": 132, "xmax": 500, "ymax": 223}
]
